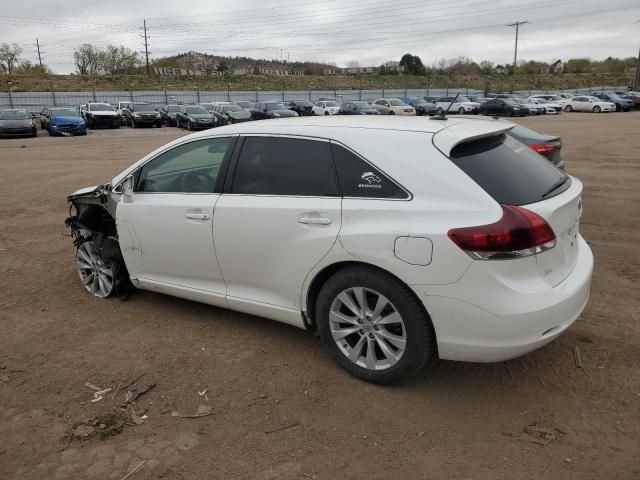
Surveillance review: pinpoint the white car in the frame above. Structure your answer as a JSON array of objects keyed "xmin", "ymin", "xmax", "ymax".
[
  {"xmin": 66, "ymin": 116, "xmax": 593, "ymax": 384},
  {"xmin": 115, "ymin": 101, "xmax": 129, "ymax": 125},
  {"xmin": 312, "ymin": 101, "xmax": 341, "ymax": 116},
  {"xmin": 564, "ymin": 96, "xmax": 616, "ymax": 113},
  {"xmin": 530, "ymin": 94, "xmax": 569, "ymax": 108},
  {"xmin": 371, "ymin": 98, "xmax": 416, "ymax": 115},
  {"xmin": 435, "ymin": 96, "xmax": 480, "ymax": 115},
  {"xmin": 526, "ymin": 98, "xmax": 562, "ymax": 115}
]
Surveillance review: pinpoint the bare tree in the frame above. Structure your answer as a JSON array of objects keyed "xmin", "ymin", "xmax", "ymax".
[
  {"xmin": 74, "ymin": 44, "xmax": 104, "ymax": 75},
  {"xmin": 0, "ymin": 43, "xmax": 23, "ymax": 74},
  {"xmin": 346, "ymin": 61, "xmax": 360, "ymax": 68},
  {"xmin": 102, "ymin": 45, "xmax": 141, "ymax": 75}
]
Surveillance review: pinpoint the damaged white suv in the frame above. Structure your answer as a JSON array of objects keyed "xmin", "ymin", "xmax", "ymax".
[{"xmin": 66, "ymin": 116, "xmax": 593, "ymax": 384}]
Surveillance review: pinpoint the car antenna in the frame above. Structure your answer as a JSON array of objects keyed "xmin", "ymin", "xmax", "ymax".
[{"xmin": 430, "ymin": 92, "xmax": 459, "ymax": 121}]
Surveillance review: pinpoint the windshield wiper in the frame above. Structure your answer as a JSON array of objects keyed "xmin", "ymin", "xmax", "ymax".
[{"xmin": 542, "ymin": 176, "xmax": 569, "ymax": 198}]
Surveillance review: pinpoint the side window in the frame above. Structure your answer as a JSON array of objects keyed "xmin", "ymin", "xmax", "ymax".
[
  {"xmin": 137, "ymin": 137, "xmax": 232, "ymax": 193},
  {"xmin": 331, "ymin": 143, "xmax": 408, "ymax": 199},
  {"xmin": 231, "ymin": 137, "xmax": 338, "ymax": 197}
]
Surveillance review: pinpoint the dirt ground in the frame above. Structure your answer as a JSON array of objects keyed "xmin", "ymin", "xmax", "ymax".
[{"xmin": 0, "ymin": 113, "xmax": 638, "ymax": 480}]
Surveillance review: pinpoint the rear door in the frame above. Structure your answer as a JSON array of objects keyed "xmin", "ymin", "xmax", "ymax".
[{"xmin": 213, "ymin": 135, "xmax": 341, "ymax": 318}]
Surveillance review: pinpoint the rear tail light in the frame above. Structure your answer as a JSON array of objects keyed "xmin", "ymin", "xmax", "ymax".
[
  {"xmin": 447, "ymin": 205, "xmax": 556, "ymax": 260},
  {"xmin": 528, "ymin": 143, "xmax": 556, "ymax": 155}
]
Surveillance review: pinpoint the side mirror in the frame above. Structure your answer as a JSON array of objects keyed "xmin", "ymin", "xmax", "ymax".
[{"xmin": 122, "ymin": 175, "xmax": 135, "ymax": 203}]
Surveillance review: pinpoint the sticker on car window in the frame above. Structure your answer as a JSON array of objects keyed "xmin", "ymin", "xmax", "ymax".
[{"xmin": 359, "ymin": 172, "xmax": 382, "ymax": 189}]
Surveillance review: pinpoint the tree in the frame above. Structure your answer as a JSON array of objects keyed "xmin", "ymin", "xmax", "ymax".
[
  {"xmin": 346, "ymin": 60, "xmax": 360, "ymax": 68},
  {"xmin": 102, "ymin": 45, "xmax": 140, "ymax": 75},
  {"xmin": 14, "ymin": 61, "xmax": 51, "ymax": 75},
  {"xmin": 399, "ymin": 53, "xmax": 425, "ymax": 75},
  {"xmin": 217, "ymin": 61, "xmax": 229, "ymax": 73},
  {"xmin": 479, "ymin": 60, "xmax": 495, "ymax": 75},
  {"xmin": 0, "ymin": 43, "xmax": 23, "ymax": 74},
  {"xmin": 73, "ymin": 43, "xmax": 104, "ymax": 75}
]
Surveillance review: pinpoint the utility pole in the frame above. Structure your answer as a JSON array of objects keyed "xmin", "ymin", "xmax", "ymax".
[
  {"xmin": 507, "ymin": 20, "xmax": 528, "ymax": 92},
  {"xmin": 634, "ymin": 46, "xmax": 640, "ymax": 91},
  {"xmin": 141, "ymin": 20, "xmax": 150, "ymax": 75},
  {"xmin": 35, "ymin": 38, "xmax": 43, "ymax": 66}
]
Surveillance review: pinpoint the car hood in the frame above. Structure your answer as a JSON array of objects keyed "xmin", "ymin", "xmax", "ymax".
[
  {"xmin": 133, "ymin": 110, "xmax": 158, "ymax": 114},
  {"xmin": 227, "ymin": 111, "xmax": 251, "ymax": 120},
  {"xmin": 0, "ymin": 119, "xmax": 33, "ymax": 127},
  {"xmin": 188, "ymin": 114, "xmax": 214, "ymax": 120},
  {"xmin": 88, "ymin": 110, "xmax": 118, "ymax": 116},
  {"xmin": 50, "ymin": 116, "xmax": 84, "ymax": 125},
  {"xmin": 271, "ymin": 109, "xmax": 298, "ymax": 116}
]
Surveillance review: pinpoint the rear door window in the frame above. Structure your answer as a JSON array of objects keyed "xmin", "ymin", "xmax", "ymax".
[
  {"xmin": 231, "ymin": 136, "xmax": 338, "ymax": 196},
  {"xmin": 449, "ymin": 134, "xmax": 569, "ymax": 205}
]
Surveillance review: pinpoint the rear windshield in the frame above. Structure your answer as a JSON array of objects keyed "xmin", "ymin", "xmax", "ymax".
[{"xmin": 450, "ymin": 134, "xmax": 569, "ymax": 205}]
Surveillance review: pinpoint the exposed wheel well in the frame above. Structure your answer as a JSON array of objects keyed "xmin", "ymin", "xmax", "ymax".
[{"xmin": 304, "ymin": 261, "xmax": 435, "ymax": 342}]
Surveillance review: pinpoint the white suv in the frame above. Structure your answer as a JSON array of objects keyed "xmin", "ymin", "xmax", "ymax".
[
  {"xmin": 66, "ymin": 116, "xmax": 593, "ymax": 384},
  {"xmin": 371, "ymin": 98, "xmax": 416, "ymax": 115}
]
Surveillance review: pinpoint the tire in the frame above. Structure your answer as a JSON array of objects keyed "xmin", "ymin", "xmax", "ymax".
[
  {"xmin": 88, "ymin": 118, "xmax": 95, "ymax": 129},
  {"xmin": 316, "ymin": 266, "xmax": 436, "ymax": 385},
  {"xmin": 31, "ymin": 128, "xmax": 37, "ymax": 138},
  {"xmin": 75, "ymin": 239, "xmax": 116, "ymax": 298},
  {"xmin": 593, "ymin": 106, "xmax": 601, "ymax": 113},
  {"xmin": 436, "ymin": 107, "xmax": 444, "ymax": 115},
  {"xmin": 389, "ymin": 111, "xmax": 395, "ymax": 115},
  {"xmin": 187, "ymin": 120, "xmax": 192, "ymax": 131},
  {"xmin": 132, "ymin": 119, "xmax": 137, "ymax": 128},
  {"xmin": 458, "ymin": 107, "xmax": 465, "ymax": 115},
  {"xmin": 564, "ymin": 105, "xmax": 572, "ymax": 112},
  {"xmin": 113, "ymin": 123, "xmax": 120, "ymax": 129},
  {"xmin": 324, "ymin": 111, "xmax": 329, "ymax": 116}
]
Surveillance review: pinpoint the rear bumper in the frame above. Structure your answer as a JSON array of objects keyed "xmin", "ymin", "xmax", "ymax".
[{"xmin": 412, "ymin": 235, "xmax": 593, "ymax": 362}]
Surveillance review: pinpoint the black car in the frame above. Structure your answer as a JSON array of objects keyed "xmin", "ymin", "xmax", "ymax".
[
  {"xmin": 0, "ymin": 109, "xmax": 37, "ymax": 138},
  {"xmin": 479, "ymin": 98, "xmax": 529, "ymax": 117},
  {"xmin": 400, "ymin": 96, "xmax": 437, "ymax": 116},
  {"xmin": 507, "ymin": 123, "xmax": 564, "ymax": 169},
  {"xmin": 159, "ymin": 104, "xmax": 181, "ymax": 126},
  {"xmin": 287, "ymin": 100, "xmax": 314, "ymax": 116},
  {"xmin": 123, "ymin": 101, "xmax": 161, "ymax": 128},
  {"xmin": 176, "ymin": 105, "xmax": 216, "ymax": 130},
  {"xmin": 339, "ymin": 101, "xmax": 379, "ymax": 115},
  {"xmin": 251, "ymin": 101, "xmax": 299, "ymax": 120},
  {"xmin": 212, "ymin": 104, "xmax": 252, "ymax": 125},
  {"xmin": 591, "ymin": 92, "xmax": 633, "ymax": 112},
  {"xmin": 234, "ymin": 101, "xmax": 254, "ymax": 111},
  {"xmin": 83, "ymin": 102, "xmax": 121, "ymax": 129}
]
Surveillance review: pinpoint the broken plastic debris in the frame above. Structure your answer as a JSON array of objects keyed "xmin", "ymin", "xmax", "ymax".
[
  {"xmin": 91, "ymin": 388, "xmax": 112, "ymax": 402},
  {"xmin": 170, "ymin": 405, "xmax": 213, "ymax": 418}
]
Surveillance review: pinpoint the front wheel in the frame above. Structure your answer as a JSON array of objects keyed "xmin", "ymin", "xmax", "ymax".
[
  {"xmin": 436, "ymin": 107, "xmax": 444, "ymax": 115},
  {"xmin": 458, "ymin": 107, "xmax": 465, "ymax": 115},
  {"xmin": 564, "ymin": 105, "xmax": 573, "ymax": 112},
  {"xmin": 76, "ymin": 240, "xmax": 116, "ymax": 298},
  {"xmin": 316, "ymin": 266, "xmax": 435, "ymax": 384},
  {"xmin": 593, "ymin": 106, "xmax": 601, "ymax": 113}
]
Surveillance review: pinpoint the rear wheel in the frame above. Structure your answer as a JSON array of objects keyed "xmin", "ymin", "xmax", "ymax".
[
  {"xmin": 593, "ymin": 106, "xmax": 601, "ymax": 113},
  {"xmin": 564, "ymin": 105, "xmax": 573, "ymax": 112},
  {"xmin": 436, "ymin": 107, "xmax": 444, "ymax": 115},
  {"xmin": 316, "ymin": 266, "xmax": 435, "ymax": 384},
  {"xmin": 458, "ymin": 107, "xmax": 465, "ymax": 115}
]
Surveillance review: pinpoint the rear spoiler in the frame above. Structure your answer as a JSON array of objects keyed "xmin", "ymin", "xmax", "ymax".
[{"xmin": 432, "ymin": 120, "xmax": 514, "ymax": 157}]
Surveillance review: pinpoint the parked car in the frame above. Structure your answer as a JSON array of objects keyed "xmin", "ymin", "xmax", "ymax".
[
  {"xmin": 530, "ymin": 94, "xmax": 569, "ymax": 108},
  {"xmin": 564, "ymin": 96, "xmax": 616, "ymax": 113},
  {"xmin": 526, "ymin": 97, "xmax": 562, "ymax": 114},
  {"xmin": 591, "ymin": 92, "xmax": 633, "ymax": 112},
  {"xmin": 0, "ymin": 109, "xmax": 37, "ymax": 138},
  {"xmin": 115, "ymin": 101, "xmax": 130, "ymax": 125},
  {"xmin": 287, "ymin": 100, "xmax": 314, "ymax": 116},
  {"xmin": 479, "ymin": 98, "xmax": 529, "ymax": 116},
  {"xmin": 400, "ymin": 96, "xmax": 437, "ymax": 116},
  {"xmin": 372, "ymin": 98, "xmax": 415, "ymax": 115},
  {"xmin": 339, "ymin": 101, "xmax": 379, "ymax": 115},
  {"xmin": 312, "ymin": 100, "xmax": 341, "ymax": 116},
  {"xmin": 491, "ymin": 94, "xmax": 539, "ymax": 114},
  {"xmin": 211, "ymin": 104, "xmax": 252, "ymax": 125},
  {"xmin": 82, "ymin": 102, "xmax": 121, "ymax": 129},
  {"xmin": 65, "ymin": 115, "xmax": 593, "ymax": 384},
  {"xmin": 619, "ymin": 93, "xmax": 640, "ymax": 109},
  {"xmin": 43, "ymin": 107, "xmax": 87, "ymax": 136},
  {"xmin": 39, "ymin": 107, "xmax": 50, "ymax": 129},
  {"xmin": 234, "ymin": 101, "xmax": 254, "ymax": 111},
  {"xmin": 250, "ymin": 101, "xmax": 299, "ymax": 120},
  {"xmin": 159, "ymin": 104, "xmax": 181, "ymax": 126},
  {"xmin": 317, "ymin": 97, "xmax": 343, "ymax": 105},
  {"xmin": 435, "ymin": 96, "xmax": 480, "ymax": 115},
  {"xmin": 506, "ymin": 123, "xmax": 564, "ymax": 169},
  {"xmin": 123, "ymin": 101, "xmax": 161, "ymax": 128},
  {"xmin": 175, "ymin": 104, "xmax": 216, "ymax": 130}
]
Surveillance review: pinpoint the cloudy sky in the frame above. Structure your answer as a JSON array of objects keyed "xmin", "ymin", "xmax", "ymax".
[{"xmin": 2, "ymin": 0, "xmax": 639, "ymax": 73}]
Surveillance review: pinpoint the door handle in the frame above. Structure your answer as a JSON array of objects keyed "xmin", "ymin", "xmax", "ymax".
[
  {"xmin": 298, "ymin": 216, "xmax": 332, "ymax": 225},
  {"xmin": 185, "ymin": 212, "xmax": 210, "ymax": 220}
]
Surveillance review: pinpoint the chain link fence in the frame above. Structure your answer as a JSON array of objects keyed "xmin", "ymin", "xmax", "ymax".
[{"xmin": 0, "ymin": 85, "xmax": 630, "ymax": 112}]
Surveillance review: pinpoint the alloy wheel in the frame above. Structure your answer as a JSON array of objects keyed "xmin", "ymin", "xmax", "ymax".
[
  {"xmin": 329, "ymin": 287, "xmax": 406, "ymax": 371},
  {"xmin": 76, "ymin": 241, "xmax": 114, "ymax": 298}
]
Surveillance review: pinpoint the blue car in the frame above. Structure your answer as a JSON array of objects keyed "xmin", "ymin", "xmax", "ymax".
[
  {"xmin": 591, "ymin": 92, "xmax": 633, "ymax": 112},
  {"xmin": 42, "ymin": 107, "xmax": 87, "ymax": 136}
]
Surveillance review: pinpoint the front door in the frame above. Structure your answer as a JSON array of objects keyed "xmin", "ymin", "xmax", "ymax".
[
  {"xmin": 213, "ymin": 135, "xmax": 341, "ymax": 324},
  {"xmin": 116, "ymin": 136, "xmax": 235, "ymax": 301}
]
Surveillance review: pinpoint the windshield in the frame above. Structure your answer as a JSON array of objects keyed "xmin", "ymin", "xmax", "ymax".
[
  {"xmin": 504, "ymin": 99, "xmax": 519, "ymax": 106},
  {"xmin": 456, "ymin": 96, "xmax": 471, "ymax": 103},
  {"xmin": 89, "ymin": 103, "xmax": 113, "ymax": 111},
  {"xmin": 265, "ymin": 102, "xmax": 286, "ymax": 110},
  {"xmin": 587, "ymin": 96, "xmax": 602, "ymax": 102},
  {"xmin": 0, "ymin": 110, "xmax": 30, "ymax": 120},
  {"xmin": 222, "ymin": 105, "xmax": 242, "ymax": 112},
  {"xmin": 388, "ymin": 99, "xmax": 406, "ymax": 106},
  {"xmin": 50, "ymin": 108, "xmax": 79, "ymax": 117},
  {"xmin": 166, "ymin": 105, "xmax": 181, "ymax": 112},
  {"xmin": 186, "ymin": 106, "xmax": 208, "ymax": 115},
  {"xmin": 353, "ymin": 101, "xmax": 372, "ymax": 108},
  {"xmin": 118, "ymin": 102, "xmax": 128, "ymax": 108},
  {"xmin": 132, "ymin": 102, "xmax": 152, "ymax": 110},
  {"xmin": 236, "ymin": 101, "xmax": 252, "ymax": 108},
  {"xmin": 325, "ymin": 101, "xmax": 340, "ymax": 107}
]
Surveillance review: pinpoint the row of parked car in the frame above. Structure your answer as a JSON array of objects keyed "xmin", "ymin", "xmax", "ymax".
[{"xmin": 1, "ymin": 90, "xmax": 637, "ymax": 139}]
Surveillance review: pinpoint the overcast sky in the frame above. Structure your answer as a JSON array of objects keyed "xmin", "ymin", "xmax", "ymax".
[{"xmin": 2, "ymin": 0, "xmax": 639, "ymax": 73}]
